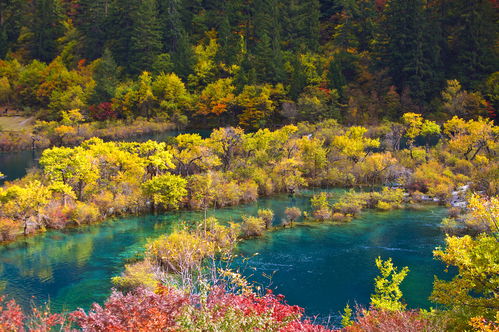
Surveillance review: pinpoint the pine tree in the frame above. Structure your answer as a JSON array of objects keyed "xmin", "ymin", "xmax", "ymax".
[
  {"xmin": 28, "ymin": 0, "xmax": 64, "ymax": 62},
  {"xmin": 376, "ymin": 0, "xmax": 439, "ymax": 106},
  {"xmin": 129, "ymin": 0, "xmax": 163, "ymax": 73},
  {"xmin": 327, "ymin": 55, "xmax": 347, "ymax": 97},
  {"xmin": 252, "ymin": 0, "xmax": 285, "ymax": 83},
  {"xmin": 74, "ymin": 0, "xmax": 110, "ymax": 60},
  {"xmin": 289, "ymin": 55, "xmax": 307, "ymax": 100},
  {"xmin": 282, "ymin": 0, "xmax": 320, "ymax": 52},
  {"xmin": 448, "ymin": 0, "xmax": 497, "ymax": 89},
  {"xmin": 212, "ymin": 0, "xmax": 244, "ymax": 67},
  {"xmin": 90, "ymin": 48, "xmax": 119, "ymax": 104},
  {"xmin": 331, "ymin": 0, "xmax": 376, "ymax": 52},
  {"xmin": 171, "ymin": 30, "xmax": 194, "ymax": 79},
  {"xmin": 158, "ymin": 0, "xmax": 194, "ymax": 78},
  {"xmin": 0, "ymin": 0, "xmax": 26, "ymax": 59},
  {"xmin": 157, "ymin": 0, "xmax": 183, "ymax": 52},
  {"xmin": 107, "ymin": 0, "xmax": 137, "ymax": 70}
]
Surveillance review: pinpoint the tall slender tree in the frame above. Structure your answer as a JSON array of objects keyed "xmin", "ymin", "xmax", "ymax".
[
  {"xmin": 0, "ymin": 0, "xmax": 26, "ymax": 58},
  {"xmin": 90, "ymin": 48, "xmax": 119, "ymax": 104},
  {"xmin": 447, "ymin": 0, "xmax": 498, "ymax": 89},
  {"xmin": 74, "ymin": 0, "xmax": 111, "ymax": 60},
  {"xmin": 129, "ymin": 0, "xmax": 163, "ymax": 73},
  {"xmin": 28, "ymin": 0, "xmax": 63, "ymax": 62},
  {"xmin": 376, "ymin": 0, "xmax": 439, "ymax": 106},
  {"xmin": 252, "ymin": 0, "xmax": 285, "ymax": 83},
  {"xmin": 282, "ymin": 0, "xmax": 320, "ymax": 52}
]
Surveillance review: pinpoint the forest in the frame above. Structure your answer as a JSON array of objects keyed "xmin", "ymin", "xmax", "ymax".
[
  {"xmin": 0, "ymin": 0, "xmax": 497, "ymax": 135},
  {"xmin": 0, "ymin": 0, "xmax": 497, "ymax": 331}
]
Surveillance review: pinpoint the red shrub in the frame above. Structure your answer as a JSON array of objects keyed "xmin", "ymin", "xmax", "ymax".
[
  {"xmin": 88, "ymin": 102, "xmax": 116, "ymax": 121},
  {"xmin": 0, "ymin": 296, "xmax": 66, "ymax": 332},
  {"xmin": 0, "ymin": 296, "xmax": 24, "ymax": 331},
  {"xmin": 345, "ymin": 308, "xmax": 440, "ymax": 332},
  {"xmin": 0, "ymin": 288, "xmax": 333, "ymax": 331},
  {"xmin": 70, "ymin": 287, "xmax": 189, "ymax": 331},
  {"xmin": 203, "ymin": 288, "xmax": 332, "ymax": 331},
  {"xmin": 27, "ymin": 305, "xmax": 66, "ymax": 332}
]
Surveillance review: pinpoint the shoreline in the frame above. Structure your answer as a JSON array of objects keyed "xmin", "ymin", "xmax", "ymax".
[
  {"xmin": 0, "ymin": 186, "xmax": 446, "ymax": 248},
  {"xmin": 0, "ymin": 119, "xmax": 177, "ymax": 152}
]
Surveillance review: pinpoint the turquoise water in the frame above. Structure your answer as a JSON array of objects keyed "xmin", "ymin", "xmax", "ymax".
[
  {"xmin": 0, "ymin": 129, "xmax": 210, "ymax": 184},
  {"xmin": 0, "ymin": 189, "xmax": 446, "ymax": 321}
]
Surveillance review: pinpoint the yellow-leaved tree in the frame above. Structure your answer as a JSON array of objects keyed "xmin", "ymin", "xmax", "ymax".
[{"xmin": 370, "ymin": 257, "xmax": 409, "ymax": 311}]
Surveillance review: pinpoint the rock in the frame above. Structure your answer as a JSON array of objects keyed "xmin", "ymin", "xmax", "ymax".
[{"xmin": 23, "ymin": 216, "xmax": 39, "ymax": 235}]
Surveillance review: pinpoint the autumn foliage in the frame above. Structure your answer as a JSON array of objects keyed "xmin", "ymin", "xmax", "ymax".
[{"xmin": 0, "ymin": 288, "xmax": 332, "ymax": 331}]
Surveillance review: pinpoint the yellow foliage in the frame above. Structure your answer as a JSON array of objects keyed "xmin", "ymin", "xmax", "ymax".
[{"xmin": 147, "ymin": 230, "xmax": 216, "ymax": 273}]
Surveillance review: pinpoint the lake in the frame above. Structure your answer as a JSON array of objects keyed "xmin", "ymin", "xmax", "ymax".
[{"xmin": 0, "ymin": 189, "xmax": 446, "ymax": 323}]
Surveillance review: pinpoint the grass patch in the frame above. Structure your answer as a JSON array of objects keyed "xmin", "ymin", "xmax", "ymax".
[{"xmin": 0, "ymin": 116, "xmax": 34, "ymax": 132}]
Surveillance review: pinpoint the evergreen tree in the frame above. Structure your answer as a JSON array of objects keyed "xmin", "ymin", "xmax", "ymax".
[
  {"xmin": 289, "ymin": 55, "xmax": 307, "ymax": 99},
  {"xmin": 158, "ymin": 0, "xmax": 194, "ymax": 78},
  {"xmin": 107, "ymin": 0, "xmax": 137, "ymax": 70},
  {"xmin": 448, "ymin": 0, "xmax": 498, "ymax": 89},
  {"xmin": 282, "ymin": 0, "xmax": 320, "ymax": 52},
  {"xmin": 28, "ymin": 0, "xmax": 64, "ymax": 62},
  {"xmin": 129, "ymin": 0, "xmax": 163, "ymax": 73},
  {"xmin": 157, "ymin": 0, "xmax": 183, "ymax": 52},
  {"xmin": 171, "ymin": 30, "xmax": 194, "ymax": 79},
  {"xmin": 331, "ymin": 0, "xmax": 376, "ymax": 52},
  {"xmin": 90, "ymin": 48, "xmax": 119, "ymax": 104},
  {"xmin": 327, "ymin": 55, "xmax": 347, "ymax": 98},
  {"xmin": 212, "ymin": 0, "xmax": 244, "ymax": 67},
  {"xmin": 376, "ymin": 0, "xmax": 439, "ymax": 106},
  {"xmin": 74, "ymin": 0, "xmax": 110, "ymax": 60},
  {"xmin": 0, "ymin": 0, "xmax": 26, "ymax": 59},
  {"xmin": 252, "ymin": 0, "xmax": 285, "ymax": 83}
]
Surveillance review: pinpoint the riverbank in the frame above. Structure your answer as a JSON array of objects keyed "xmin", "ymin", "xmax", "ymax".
[
  {"xmin": 0, "ymin": 180, "xmax": 444, "ymax": 247},
  {"xmin": 0, "ymin": 118, "xmax": 176, "ymax": 152},
  {"xmin": 0, "ymin": 190, "xmax": 447, "ymax": 317},
  {"xmin": 2, "ymin": 117, "xmax": 492, "ymax": 246}
]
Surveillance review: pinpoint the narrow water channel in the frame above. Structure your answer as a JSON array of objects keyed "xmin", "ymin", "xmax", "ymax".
[{"xmin": 0, "ymin": 129, "xmax": 211, "ymax": 184}]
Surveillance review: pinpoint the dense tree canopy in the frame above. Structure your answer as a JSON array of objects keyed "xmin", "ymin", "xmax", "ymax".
[{"xmin": 0, "ymin": 0, "xmax": 496, "ymax": 129}]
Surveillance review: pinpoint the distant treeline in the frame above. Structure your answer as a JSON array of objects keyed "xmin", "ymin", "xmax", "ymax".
[{"xmin": 0, "ymin": 0, "xmax": 497, "ymax": 126}]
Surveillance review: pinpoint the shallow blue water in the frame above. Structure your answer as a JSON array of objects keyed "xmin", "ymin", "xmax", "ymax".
[
  {"xmin": 0, "ymin": 129, "xmax": 210, "ymax": 184},
  {"xmin": 0, "ymin": 189, "xmax": 446, "ymax": 321}
]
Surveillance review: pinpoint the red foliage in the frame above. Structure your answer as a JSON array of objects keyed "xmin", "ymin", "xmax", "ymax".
[
  {"xmin": 71, "ymin": 287, "xmax": 189, "ymax": 331},
  {"xmin": 199, "ymin": 287, "xmax": 331, "ymax": 331},
  {"xmin": 0, "ymin": 288, "xmax": 333, "ymax": 331},
  {"xmin": 484, "ymin": 101, "xmax": 496, "ymax": 120},
  {"xmin": 88, "ymin": 102, "xmax": 117, "ymax": 121},
  {"xmin": 0, "ymin": 296, "xmax": 24, "ymax": 331},
  {"xmin": 28, "ymin": 305, "xmax": 66, "ymax": 332},
  {"xmin": 0, "ymin": 296, "xmax": 66, "ymax": 332},
  {"xmin": 72, "ymin": 287, "xmax": 332, "ymax": 331},
  {"xmin": 345, "ymin": 308, "xmax": 438, "ymax": 332},
  {"xmin": 206, "ymin": 288, "xmax": 304, "ymax": 325},
  {"xmin": 375, "ymin": 0, "xmax": 387, "ymax": 9}
]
